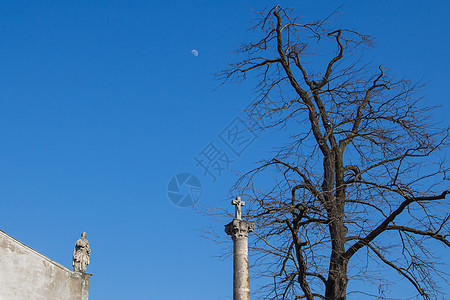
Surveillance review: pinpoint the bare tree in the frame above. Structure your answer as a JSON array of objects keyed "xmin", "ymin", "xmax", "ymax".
[{"xmin": 219, "ymin": 6, "xmax": 449, "ymax": 300}]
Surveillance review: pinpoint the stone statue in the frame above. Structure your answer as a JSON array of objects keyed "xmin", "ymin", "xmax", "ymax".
[{"xmin": 72, "ymin": 232, "xmax": 90, "ymax": 273}]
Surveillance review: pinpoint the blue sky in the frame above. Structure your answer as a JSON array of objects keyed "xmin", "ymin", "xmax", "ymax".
[{"xmin": 0, "ymin": 1, "xmax": 449, "ymax": 299}]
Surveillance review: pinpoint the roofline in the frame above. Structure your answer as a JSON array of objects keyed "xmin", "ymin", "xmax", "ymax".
[{"xmin": 0, "ymin": 229, "xmax": 91, "ymax": 276}]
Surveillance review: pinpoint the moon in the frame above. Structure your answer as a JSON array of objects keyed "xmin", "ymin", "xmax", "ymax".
[{"xmin": 191, "ymin": 49, "xmax": 199, "ymax": 57}]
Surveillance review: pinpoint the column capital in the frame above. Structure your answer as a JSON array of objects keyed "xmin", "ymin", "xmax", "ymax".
[{"xmin": 225, "ymin": 219, "xmax": 255, "ymax": 239}]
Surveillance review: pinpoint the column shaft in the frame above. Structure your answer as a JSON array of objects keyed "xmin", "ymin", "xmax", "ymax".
[
  {"xmin": 225, "ymin": 219, "xmax": 254, "ymax": 300},
  {"xmin": 233, "ymin": 236, "xmax": 250, "ymax": 300}
]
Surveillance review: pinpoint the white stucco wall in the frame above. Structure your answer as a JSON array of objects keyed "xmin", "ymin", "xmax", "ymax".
[{"xmin": 0, "ymin": 230, "xmax": 91, "ymax": 300}]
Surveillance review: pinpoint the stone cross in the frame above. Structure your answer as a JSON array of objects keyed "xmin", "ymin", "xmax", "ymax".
[{"xmin": 232, "ymin": 196, "xmax": 245, "ymax": 220}]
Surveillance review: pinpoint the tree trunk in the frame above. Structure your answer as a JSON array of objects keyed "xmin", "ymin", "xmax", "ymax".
[
  {"xmin": 325, "ymin": 237, "xmax": 349, "ymax": 299},
  {"xmin": 325, "ymin": 213, "xmax": 349, "ymax": 300},
  {"xmin": 325, "ymin": 263, "xmax": 348, "ymax": 300}
]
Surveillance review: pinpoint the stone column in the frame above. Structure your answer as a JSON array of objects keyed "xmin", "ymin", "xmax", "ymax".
[{"xmin": 225, "ymin": 197, "xmax": 255, "ymax": 300}]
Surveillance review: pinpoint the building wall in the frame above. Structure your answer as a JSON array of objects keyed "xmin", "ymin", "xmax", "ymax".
[{"xmin": 0, "ymin": 230, "xmax": 91, "ymax": 300}]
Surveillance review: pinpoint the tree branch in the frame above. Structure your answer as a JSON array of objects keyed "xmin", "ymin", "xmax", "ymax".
[
  {"xmin": 345, "ymin": 191, "xmax": 449, "ymax": 259},
  {"xmin": 385, "ymin": 225, "xmax": 450, "ymax": 247}
]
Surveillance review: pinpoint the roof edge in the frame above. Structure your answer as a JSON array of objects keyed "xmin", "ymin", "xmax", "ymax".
[{"xmin": 0, "ymin": 229, "xmax": 90, "ymax": 276}]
